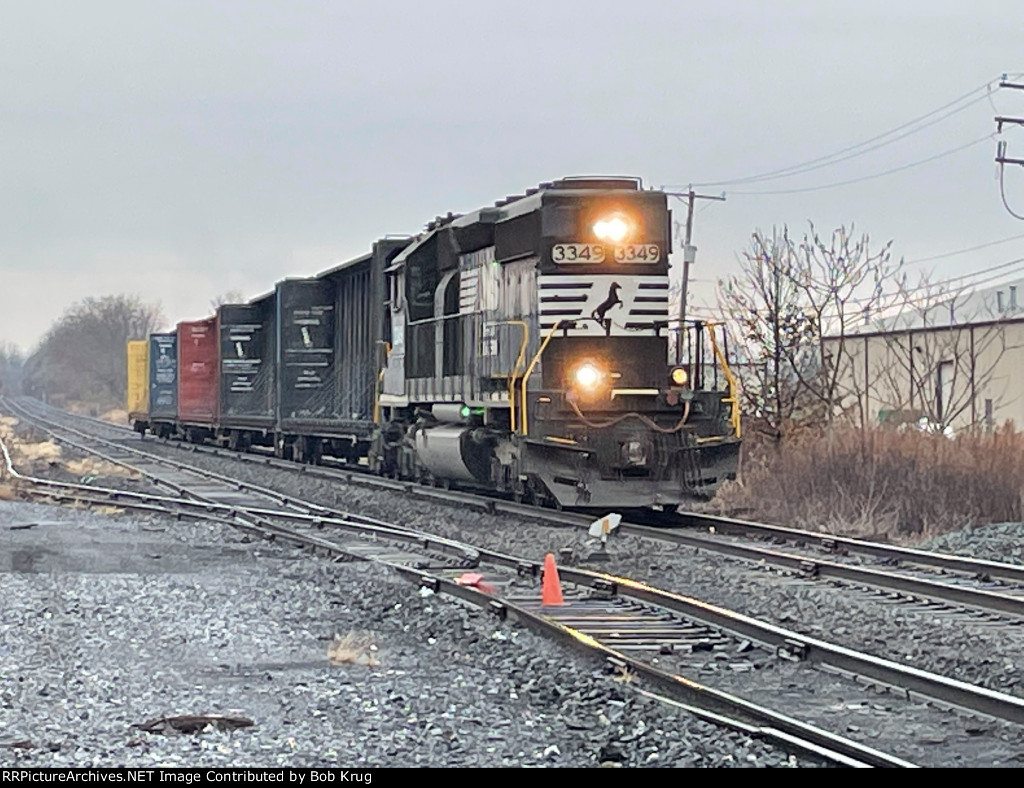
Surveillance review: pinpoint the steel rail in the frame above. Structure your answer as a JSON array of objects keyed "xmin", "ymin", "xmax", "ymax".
[
  {"xmin": 16, "ymin": 398, "xmax": 1024, "ymax": 620},
  {"xmin": 481, "ymin": 553, "xmax": 1024, "ymax": 726},
  {"xmin": 670, "ymin": 512, "xmax": 1024, "ymax": 585},
  {"xmin": 406, "ymin": 568, "xmax": 914, "ymax": 769},
  {"xmin": 19, "ymin": 433, "xmax": 1021, "ymax": 727},
  {"xmin": 2, "ymin": 401, "xmax": 479, "ymax": 567},
  {"xmin": 616, "ymin": 526, "xmax": 1024, "ymax": 618},
  {"xmin": 5, "ymin": 398, "xmax": 334, "ymax": 515},
  {"xmin": 0, "ymin": 422, "xmax": 904, "ymax": 767},
  {"xmin": 15, "ymin": 401, "xmax": 1024, "ymax": 721}
]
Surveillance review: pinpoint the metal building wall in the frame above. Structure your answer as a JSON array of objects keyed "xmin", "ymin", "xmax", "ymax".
[{"xmin": 827, "ymin": 320, "xmax": 1024, "ymax": 431}]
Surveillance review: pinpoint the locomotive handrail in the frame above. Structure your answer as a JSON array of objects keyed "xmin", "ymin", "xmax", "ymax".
[
  {"xmin": 519, "ymin": 320, "xmax": 562, "ymax": 436},
  {"xmin": 373, "ymin": 341, "xmax": 392, "ymax": 424},
  {"xmin": 704, "ymin": 322, "xmax": 742, "ymax": 439},
  {"xmin": 504, "ymin": 321, "xmax": 529, "ymax": 433}
]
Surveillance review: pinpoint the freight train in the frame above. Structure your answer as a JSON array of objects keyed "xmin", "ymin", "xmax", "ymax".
[{"xmin": 127, "ymin": 177, "xmax": 741, "ymax": 510}]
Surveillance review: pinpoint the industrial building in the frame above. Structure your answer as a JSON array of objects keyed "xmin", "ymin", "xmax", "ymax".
[{"xmin": 825, "ymin": 279, "xmax": 1024, "ymax": 432}]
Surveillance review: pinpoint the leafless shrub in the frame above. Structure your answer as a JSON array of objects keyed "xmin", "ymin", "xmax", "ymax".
[{"xmin": 712, "ymin": 424, "xmax": 1024, "ymax": 540}]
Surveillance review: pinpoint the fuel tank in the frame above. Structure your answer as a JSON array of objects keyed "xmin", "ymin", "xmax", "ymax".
[{"xmin": 414, "ymin": 426, "xmax": 492, "ymax": 483}]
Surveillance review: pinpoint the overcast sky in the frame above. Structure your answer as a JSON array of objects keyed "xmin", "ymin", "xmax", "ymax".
[{"xmin": 2, "ymin": 0, "xmax": 1024, "ymax": 350}]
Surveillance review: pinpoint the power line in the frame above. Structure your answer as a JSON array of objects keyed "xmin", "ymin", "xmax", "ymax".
[
  {"xmin": 854, "ymin": 256, "xmax": 1024, "ymax": 301},
  {"xmin": 870, "ymin": 262, "xmax": 1024, "ymax": 316},
  {"xmin": 703, "ymin": 253, "xmax": 1024, "ymax": 314},
  {"xmin": 906, "ymin": 258, "xmax": 1024, "ymax": 296},
  {"xmin": 835, "ymin": 256, "xmax": 1024, "ymax": 309},
  {"xmin": 666, "ymin": 77, "xmax": 1003, "ymax": 190},
  {"xmin": 702, "ymin": 93, "xmax": 991, "ymax": 188},
  {"xmin": 901, "ymin": 232, "xmax": 1024, "ymax": 266},
  {"xmin": 728, "ymin": 134, "xmax": 993, "ymax": 196}
]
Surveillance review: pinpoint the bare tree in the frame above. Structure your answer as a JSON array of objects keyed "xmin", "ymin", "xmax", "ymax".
[
  {"xmin": 0, "ymin": 342, "xmax": 25, "ymax": 396},
  {"xmin": 718, "ymin": 223, "xmax": 898, "ymax": 439},
  {"xmin": 23, "ymin": 295, "xmax": 164, "ymax": 410},
  {"xmin": 210, "ymin": 290, "xmax": 245, "ymax": 311}
]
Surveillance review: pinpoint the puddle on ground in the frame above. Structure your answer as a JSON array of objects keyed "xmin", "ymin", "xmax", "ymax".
[{"xmin": 0, "ymin": 519, "xmax": 254, "ymax": 574}]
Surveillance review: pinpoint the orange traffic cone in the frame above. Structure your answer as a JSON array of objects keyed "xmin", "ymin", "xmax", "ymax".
[{"xmin": 541, "ymin": 553, "xmax": 565, "ymax": 606}]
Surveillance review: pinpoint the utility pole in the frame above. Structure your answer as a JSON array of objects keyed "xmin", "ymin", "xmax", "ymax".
[
  {"xmin": 670, "ymin": 188, "xmax": 726, "ymax": 328},
  {"xmin": 995, "ymin": 79, "xmax": 1024, "ymax": 219}
]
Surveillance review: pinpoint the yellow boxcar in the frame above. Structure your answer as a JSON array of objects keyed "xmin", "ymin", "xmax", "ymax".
[{"xmin": 126, "ymin": 340, "xmax": 149, "ymax": 419}]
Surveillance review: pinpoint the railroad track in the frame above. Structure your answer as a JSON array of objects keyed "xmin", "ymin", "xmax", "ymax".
[
  {"xmin": 20, "ymin": 399, "xmax": 1024, "ymax": 627},
  {"xmin": 8, "ymin": 401, "xmax": 1024, "ymax": 765}
]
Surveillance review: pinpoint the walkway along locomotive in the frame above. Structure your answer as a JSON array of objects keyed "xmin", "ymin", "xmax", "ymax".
[{"xmin": 128, "ymin": 177, "xmax": 741, "ymax": 509}]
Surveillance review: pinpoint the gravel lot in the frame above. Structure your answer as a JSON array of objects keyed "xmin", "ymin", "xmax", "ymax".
[{"xmin": 0, "ymin": 500, "xmax": 812, "ymax": 768}]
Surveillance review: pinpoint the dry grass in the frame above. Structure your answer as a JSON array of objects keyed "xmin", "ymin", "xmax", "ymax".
[
  {"xmin": 14, "ymin": 439, "xmax": 62, "ymax": 464},
  {"xmin": 0, "ymin": 483, "xmax": 17, "ymax": 501},
  {"xmin": 328, "ymin": 632, "xmax": 380, "ymax": 667},
  {"xmin": 713, "ymin": 424, "xmax": 1024, "ymax": 541},
  {"xmin": 0, "ymin": 415, "xmax": 136, "ymax": 480},
  {"xmin": 99, "ymin": 408, "xmax": 129, "ymax": 424},
  {"xmin": 65, "ymin": 400, "xmax": 102, "ymax": 417}
]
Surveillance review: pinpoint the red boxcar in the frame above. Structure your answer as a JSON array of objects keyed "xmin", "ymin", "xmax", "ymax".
[{"xmin": 177, "ymin": 317, "xmax": 220, "ymax": 424}]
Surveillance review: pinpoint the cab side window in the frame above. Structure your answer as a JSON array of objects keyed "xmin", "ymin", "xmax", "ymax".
[{"xmin": 406, "ymin": 256, "xmax": 437, "ymax": 322}]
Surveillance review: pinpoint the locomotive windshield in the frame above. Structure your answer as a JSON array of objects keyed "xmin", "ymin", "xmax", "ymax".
[{"xmin": 540, "ymin": 191, "xmax": 670, "ymax": 273}]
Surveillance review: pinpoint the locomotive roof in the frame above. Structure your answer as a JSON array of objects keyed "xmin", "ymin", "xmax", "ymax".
[
  {"xmin": 451, "ymin": 176, "xmax": 651, "ymax": 227},
  {"xmin": 268, "ymin": 178, "xmax": 657, "ymax": 279},
  {"xmin": 385, "ymin": 178, "xmax": 658, "ymax": 272},
  {"xmin": 385, "ymin": 233, "xmax": 435, "ymax": 272}
]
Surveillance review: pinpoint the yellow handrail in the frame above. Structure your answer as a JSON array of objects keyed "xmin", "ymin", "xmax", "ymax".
[
  {"xmin": 505, "ymin": 321, "xmax": 529, "ymax": 433},
  {"xmin": 373, "ymin": 341, "xmax": 392, "ymax": 424},
  {"xmin": 519, "ymin": 321, "xmax": 562, "ymax": 436},
  {"xmin": 704, "ymin": 322, "xmax": 741, "ymax": 439}
]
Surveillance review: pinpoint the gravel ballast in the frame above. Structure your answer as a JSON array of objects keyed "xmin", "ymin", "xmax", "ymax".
[
  {"xmin": 0, "ymin": 500, "xmax": 811, "ymax": 768},
  {"xmin": 117, "ymin": 437, "xmax": 1024, "ymax": 701},
  {"xmin": 10, "ymin": 411, "xmax": 1024, "ymax": 764},
  {"xmin": 919, "ymin": 522, "xmax": 1024, "ymax": 565}
]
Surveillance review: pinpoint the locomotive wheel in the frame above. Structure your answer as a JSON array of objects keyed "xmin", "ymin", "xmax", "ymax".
[
  {"xmin": 513, "ymin": 483, "xmax": 535, "ymax": 506},
  {"xmin": 274, "ymin": 435, "xmax": 293, "ymax": 462}
]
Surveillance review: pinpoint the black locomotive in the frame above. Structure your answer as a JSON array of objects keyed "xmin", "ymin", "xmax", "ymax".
[{"xmin": 132, "ymin": 177, "xmax": 741, "ymax": 509}]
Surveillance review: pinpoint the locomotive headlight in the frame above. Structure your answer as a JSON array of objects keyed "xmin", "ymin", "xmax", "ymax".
[
  {"xmin": 593, "ymin": 214, "xmax": 631, "ymax": 243},
  {"xmin": 670, "ymin": 366, "xmax": 689, "ymax": 387},
  {"xmin": 573, "ymin": 362, "xmax": 603, "ymax": 391}
]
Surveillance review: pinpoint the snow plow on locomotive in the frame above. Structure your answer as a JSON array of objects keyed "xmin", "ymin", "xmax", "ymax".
[{"xmin": 129, "ymin": 177, "xmax": 741, "ymax": 510}]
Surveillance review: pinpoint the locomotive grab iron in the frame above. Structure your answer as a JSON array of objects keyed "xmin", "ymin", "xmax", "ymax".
[{"xmin": 128, "ymin": 177, "xmax": 741, "ymax": 510}]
